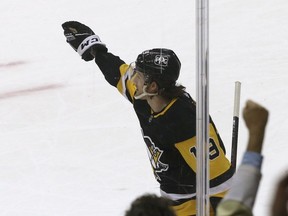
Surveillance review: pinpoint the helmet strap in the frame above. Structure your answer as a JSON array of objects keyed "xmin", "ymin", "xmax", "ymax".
[{"xmin": 134, "ymin": 84, "xmax": 158, "ymax": 99}]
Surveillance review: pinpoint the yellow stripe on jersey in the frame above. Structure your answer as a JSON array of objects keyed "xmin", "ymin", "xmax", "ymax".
[
  {"xmin": 172, "ymin": 198, "xmax": 215, "ymax": 216},
  {"xmin": 175, "ymin": 136, "xmax": 197, "ymax": 172},
  {"xmin": 116, "ymin": 63, "xmax": 136, "ymax": 100},
  {"xmin": 209, "ymin": 124, "xmax": 231, "ymax": 178},
  {"xmin": 174, "ymin": 123, "xmax": 231, "ymax": 179},
  {"xmin": 153, "ymin": 98, "xmax": 178, "ymax": 117}
]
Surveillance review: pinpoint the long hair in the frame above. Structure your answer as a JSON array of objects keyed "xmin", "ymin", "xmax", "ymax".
[{"xmin": 158, "ymin": 83, "xmax": 186, "ymax": 100}]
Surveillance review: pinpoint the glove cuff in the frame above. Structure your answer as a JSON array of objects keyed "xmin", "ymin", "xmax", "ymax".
[{"xmin": 77, "ymin": 35, "xmax": 106, "ymax": 56}]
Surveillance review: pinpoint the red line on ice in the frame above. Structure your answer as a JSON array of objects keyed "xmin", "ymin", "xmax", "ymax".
[
  {"xmin": 0, "ymin": 84, "xmax": 64, "ymax": 100},
  {"xmin": 0, "ymin": 61, "xmax": 27, "ymax": 68}
]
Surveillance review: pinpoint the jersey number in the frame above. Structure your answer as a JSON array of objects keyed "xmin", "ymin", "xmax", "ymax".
[{"xmin": 189, "ymin": 138, "xmax": 220, "ymax": 160}]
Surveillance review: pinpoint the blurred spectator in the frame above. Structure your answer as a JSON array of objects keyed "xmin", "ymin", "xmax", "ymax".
[
  {"xmin": 271, "ymin": 173, "xmax": 288, "ymax": 216},
  {"xmin": 217, "ymin": 100, "xmax": 269, "ymax": 215},
  {"xmin": 125, "ymin": 194, "xmax": 176, "ymax": 216}
]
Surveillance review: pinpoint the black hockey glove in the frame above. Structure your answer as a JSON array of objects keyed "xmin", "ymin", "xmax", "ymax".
[{"xmin": 62, "ymin": 21, "xmax": 107, "ymax": 61}]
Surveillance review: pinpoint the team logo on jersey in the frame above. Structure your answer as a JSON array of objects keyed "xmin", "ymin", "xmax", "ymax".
[
  {"xmin": 143, "ymin": 136, "xmax": 169, "ymax": 181},
  {"xmin": 154, "ymin": 55, "xmax": 169, "ymax": 67}
]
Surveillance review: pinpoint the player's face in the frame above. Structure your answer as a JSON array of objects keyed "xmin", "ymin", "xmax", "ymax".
[{"xmin": 132, "ymin": 70, "xmax": 146, "ymax": 98}]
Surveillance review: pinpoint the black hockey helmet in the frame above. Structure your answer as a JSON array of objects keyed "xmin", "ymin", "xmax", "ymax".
[{"xmin": 135, "ymin": 48, "xmax": 181, "ymax": 88}]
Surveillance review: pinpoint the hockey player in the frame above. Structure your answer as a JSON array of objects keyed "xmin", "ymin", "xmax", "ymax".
[{"xmin": 62, "ymin": 21, "xmax": 234, "ymax": 216}]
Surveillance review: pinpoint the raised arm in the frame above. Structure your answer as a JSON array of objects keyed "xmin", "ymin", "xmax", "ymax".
[
  {"xmin": 62, "ymin": 21, "xmax": 135, "ymax": 101},
  {"xmin": 216, "ymin": 100, "xmax": 269, "ymax": 216}
]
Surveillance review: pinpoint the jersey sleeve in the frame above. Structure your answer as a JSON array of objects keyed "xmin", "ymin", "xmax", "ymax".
[
  {"xmin": 94, "ymin": 51, "xmax": 136, "ymax": 103},
  {"xmin": 174, "ymin": 122, "xmax": 231, "ymax": 179}
]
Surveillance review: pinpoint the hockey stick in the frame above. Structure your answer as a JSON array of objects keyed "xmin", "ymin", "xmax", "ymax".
[{"xmin": 231, "ymin": 81, "xmax": 241, "ymax": 174}]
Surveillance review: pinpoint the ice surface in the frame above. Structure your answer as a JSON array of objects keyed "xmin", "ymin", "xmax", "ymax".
[{"xmin": 0, "ymin": 0, "xmax": 287, "ymax": 215}]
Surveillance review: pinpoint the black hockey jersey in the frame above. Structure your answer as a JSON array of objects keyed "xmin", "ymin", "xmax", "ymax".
[{"xmin": 95, "ymin": 51, "xmax": 234, "ymax": 202}]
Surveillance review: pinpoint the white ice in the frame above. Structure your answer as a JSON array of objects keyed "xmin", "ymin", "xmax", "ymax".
[{"xmin": 0, "ymin": 0, "xmax": 287, "ymax": 215}]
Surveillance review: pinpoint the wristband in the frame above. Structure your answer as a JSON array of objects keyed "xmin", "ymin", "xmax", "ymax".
[{"xmin": 77, "ymin": 35, "xmax": 106, "ymax": 56}]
